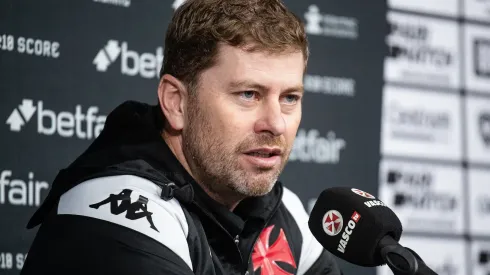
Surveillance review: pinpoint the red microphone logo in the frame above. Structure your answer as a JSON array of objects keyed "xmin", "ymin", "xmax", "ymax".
[
  {"xmin": 351, "ymin": 188, "xmax": 376, "ymax": 199},
  {"xmin": 322, "ymin": 210, "xmax": 343, "ymax": 236},
  {"xmin": 351, "ymin": 211, "xmax": 361, "ymax": 222}
]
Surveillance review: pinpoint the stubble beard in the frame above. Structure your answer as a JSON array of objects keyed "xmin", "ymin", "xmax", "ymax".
[{"xmin": 182, "ymin": 97, "xmax": 289, "ymax": 200}]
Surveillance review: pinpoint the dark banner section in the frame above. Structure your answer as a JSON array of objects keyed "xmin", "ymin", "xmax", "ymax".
[
  {"xmin": 280, "ymin": 0, "xmax": 387, "ymax": 198},
  {"xmin": 0, "ymin": 1, "xmax": 387, "ymax": 274}
]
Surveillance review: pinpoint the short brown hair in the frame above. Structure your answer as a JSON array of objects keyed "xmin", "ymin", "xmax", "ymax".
[{"xmin": 160, "ymin": 0, "xmax": 309, "ymax": 93}]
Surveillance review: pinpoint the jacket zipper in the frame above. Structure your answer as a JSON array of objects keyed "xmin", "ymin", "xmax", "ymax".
[
  {"xmin": 244, "ymin": 185, "xmax": 284, "ymax": 274},
  {"xmin": 154, "ymin": 178, "xmax": 240, "ymax": 244}
]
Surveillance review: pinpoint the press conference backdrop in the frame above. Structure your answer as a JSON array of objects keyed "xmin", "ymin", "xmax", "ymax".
[{"xmin": 0, "ymin": 0, "xmax": 489, "ymax": 274}]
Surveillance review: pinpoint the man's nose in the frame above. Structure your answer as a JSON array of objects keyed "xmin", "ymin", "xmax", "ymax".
[{"xmin": 254, "ymin": 100, "xmax": 286, "ymax": 136}]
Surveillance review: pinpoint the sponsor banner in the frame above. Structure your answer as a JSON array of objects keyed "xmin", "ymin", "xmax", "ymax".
[
  {"xmin": 92, "ymin": 0, "xmax": 131, "ymax": 8},
  {"xmin": 465, "ymin": 96, "xmax": 490, "ymax": 164},
  {"xmin": 5, "ymin": 99, "xmax": 107, "ymax": 140},
  {"xmin": 472, "ymin": 240, "xmax": 490, "ymax": 275},
  {"xmin": 469, "ymin": 168, "xmax": 490, "ymax": 237},
  {"xmin": 288, "ymin": 129, "xmax": 346, "ymax": 165},
  {"xmin": 464, "ymin": 0, "xmax": 490, "ymax": 23},
  {"xmin": 0, "ymin": 251, "xmax": 28, "ymax": 273},
  {"xmin": 304, "ymin": 74, "xmax": 356, "ymax": 98},
  {"xmin": 93, "ymin": 39, "xmax": 164, "ymax": 79},
  {"xmin": 384, "ymin": 12, "xmax": 461, "ymax": 90},
  {"xmin": 381, "ymin": 86, "xmax": 462, "ymax": 161},
  {"xmin": 379, "ymin": 159, "xmax": 465, "ymax": 234},
  {"xmin": 464, "ymin": 24, "xmax": 490, "ymax": 94},
  {"xmin": 388, "ymin": 0, "xmax": 459, "ymax": 17},
  {"xmin": 0, "ymin": 168, "xmax": 51, "ymax": 273},
  {"xmin": 303, "ymin": 4, "xmax": 359, "ymax": 40},
  {"xmin": 0, "ymin": 34, "xmax": 60, "ymax": 59},
  {"xmin": 0, "ymin": 169, "xmax": 50, "ymax": 208},
  {"xmin": 377, "ymin": 236, "xmax": 467, "ymax": 275}
]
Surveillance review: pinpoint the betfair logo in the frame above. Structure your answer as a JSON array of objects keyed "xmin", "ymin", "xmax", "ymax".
[
  {"xmin": 6, "ymin": 99, "xmax": 106, "ymax": 139},
  {"xmin": 93, "ymin": 40, "xmax": 163, "ymax": 79},
  {"xmin": 0, "ymin": 170, "xmax": 49, "ymax": 207},
  {"xmin": 6, "ymin": 99, "xmax": 36, "ymax": 132}
]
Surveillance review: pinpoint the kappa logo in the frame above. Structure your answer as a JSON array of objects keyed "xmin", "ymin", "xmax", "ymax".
[
  {"xmin": 351, "ymin": 188, "xmax": 376, "ymax": 199},
  {"xmin": 89, "ymin": 189, "xmax": 159, "ymax": 232},
  {"xmin": 322, "ymin": 210, "xmax": 343, "ymax": 236},
  {"xmin": 252, "ymin": 225, "xmax": 296, "ymax": 275},
  {"xmin": 93, "ymin": 40, "xmax": 163, "ymax": 79},
  {"xmin": 6, "ymin": 99, "xmax": 106, "ymax": 139},
  {"xmin": 304, "ymin": 5, "xmax": 358, "ymax": 39},
  {"xmin": 480, "ymin": 112, "xmax": 490, "ymax": 146}
]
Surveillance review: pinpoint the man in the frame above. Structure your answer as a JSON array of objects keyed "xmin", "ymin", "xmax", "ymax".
[{"xmin": 21, "ymin": 0, "xmax": 342, "ymax": 274}]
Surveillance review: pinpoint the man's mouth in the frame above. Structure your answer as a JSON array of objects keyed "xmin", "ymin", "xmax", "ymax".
[
  {"xmin": 248, "ymin": 152, "xmax": 274, "ymax": 158},
  {"xmin": 244, "ymin": 148, "xmax": 282, "ymax": 158},
  {"xmin": 242, "ymin": 148, "xmax": 283, "ymax": 168}
]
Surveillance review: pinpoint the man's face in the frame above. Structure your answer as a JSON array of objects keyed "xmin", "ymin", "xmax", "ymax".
[{"xmin": 182, "ymin": 44, "xmax": 304, "ymax": 198}]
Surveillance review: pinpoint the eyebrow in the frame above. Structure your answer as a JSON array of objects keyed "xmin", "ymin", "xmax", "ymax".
[{"xmin": 228, "ymin": 80, "xmax": 304, "ymax": 94}]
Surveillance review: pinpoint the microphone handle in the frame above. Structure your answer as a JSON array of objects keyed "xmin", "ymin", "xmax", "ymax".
[
  {"xmin": 378, "ymin": 235, "xmax": 439, "ymax": 275},
  {"xmin": 403, "ymin": 247, "xmax": 439, "ymax": 275},
  {"xmin": 378, "ymin": 235, "xmax": 418, "ymax": 275}
]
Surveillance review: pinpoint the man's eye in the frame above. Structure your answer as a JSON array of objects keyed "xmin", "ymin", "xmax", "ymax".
[
  {"xmin": 283, "ymin": 94, "xmax": 300, "ymax": 104},
  {"xmin": 240, "ymin": 91, "xmax": 257, "ymax": 100}
]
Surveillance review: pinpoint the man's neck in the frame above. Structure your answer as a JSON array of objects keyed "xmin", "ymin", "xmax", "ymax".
[
  {"xmin": 161, "ymin": 130, "xmax": 242, "ymax": 211},
  {"xmin": 196, "ymin": 182, "xmax": 243, "ymax": 211}
]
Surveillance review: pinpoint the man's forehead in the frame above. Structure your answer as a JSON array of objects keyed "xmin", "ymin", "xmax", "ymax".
[
  {"xmin": 209, "ymin": 44, "xmax": 305, "ymax": 87},
  {"xmin": 214, "ymin": 43, "xmax": 305, "ymax": 68}
]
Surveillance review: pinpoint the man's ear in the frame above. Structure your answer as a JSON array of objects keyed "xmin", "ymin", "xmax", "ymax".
[{"xmin": 157, "ymin": 74, "xmax": 188, "ymax": 131}]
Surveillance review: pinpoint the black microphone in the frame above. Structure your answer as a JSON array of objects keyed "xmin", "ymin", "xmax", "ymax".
[{"xmin": 307, "ymin": 187, "xmax": 438, "ymax": 275}]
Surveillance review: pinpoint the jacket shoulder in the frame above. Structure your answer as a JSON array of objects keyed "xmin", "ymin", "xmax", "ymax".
[{"xmin": 57, "ymin": 174, "xmax": 193, "ymax": 270}]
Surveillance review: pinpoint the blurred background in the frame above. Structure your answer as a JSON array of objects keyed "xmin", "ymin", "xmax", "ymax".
[{"xmin": 0, "ymin": 0, "xmax": 489, "ymax": 274}]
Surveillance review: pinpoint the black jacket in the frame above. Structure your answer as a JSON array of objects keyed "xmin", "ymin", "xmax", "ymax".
[{"xmin": 21, "ymin": 101, "xmax": 342, "ymax": 275}]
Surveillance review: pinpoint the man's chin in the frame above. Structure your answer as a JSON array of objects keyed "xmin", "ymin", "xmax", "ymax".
[{"xmin": 235, "ymin": 174, "xmax": 279, "ymax": 197}]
